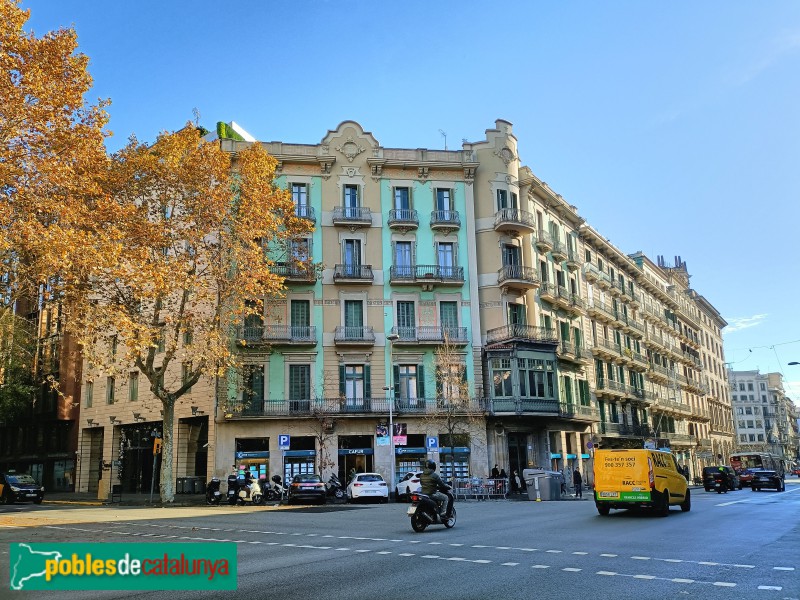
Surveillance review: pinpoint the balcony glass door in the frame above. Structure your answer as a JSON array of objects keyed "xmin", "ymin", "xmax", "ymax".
[
  {"xmin": 437, "ymin": 242, "xmax": 455, "ymax": 278},
  {"xmin": 440, "ymin": 301, "xmax": 458, "ymax": 340},
  {"xmin": 344, "ymin": 300, "xmax": 363, "ymax": 340},
  {"xmin": 343, "ymin": 239, "xmax": 361, "ymax": 277},
  {"xmin": 289, "ymin": 364, "xmax": 310, "ymax": 412},
  {"xmin": 394, "ymin": 241, "xmax": 412, "ymax": 278},
  {"xmin": 290, "ymin": 300, "xmax": 310, "ymax": 339},
  {"xmin": 397, "ymin": 301, "xmax": 415, "ymax": 340}
]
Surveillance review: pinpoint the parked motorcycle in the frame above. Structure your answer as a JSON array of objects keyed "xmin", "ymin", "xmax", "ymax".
[
  {"xmin": 226, "ymin": 473, "xmax": 265, "ymax": 505},
  {"xmin": 326, "ymin": 474, "xmax": 346, "ymax": 500},
  {"xmin": 408, "ymin": 490, "xmax": 456, "ymax": 532},
  {"xmin": 206, "ymin": 477, "xmax": 222, "ymax": 505},
  {"xmin": 265, "ymin": 475, "xmax": 287, "ymax": 502}
]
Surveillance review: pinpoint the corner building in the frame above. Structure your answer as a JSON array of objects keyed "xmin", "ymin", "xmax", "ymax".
[{"xmin": 74, "ymin": 119, "xmax": 733, "ymax": 494}]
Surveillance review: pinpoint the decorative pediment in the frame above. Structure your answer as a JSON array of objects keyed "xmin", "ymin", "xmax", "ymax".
[{"xmin": 335, "ymin": 136, "xmax": 366, "ymax": 162}]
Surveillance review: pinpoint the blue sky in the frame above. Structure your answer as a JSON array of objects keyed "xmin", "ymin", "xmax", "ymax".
[{"xmin": 24, "ymin": 1, "xmax": 800, "ymax": 397}]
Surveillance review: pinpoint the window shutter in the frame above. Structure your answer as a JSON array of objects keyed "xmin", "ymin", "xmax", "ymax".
[
  {"xmin": 339, "ymin": 365, "xmax": 345, "ymax": 397},
  {"xmin": 364, "ymin": 365, "xmax": 371, "ymax": 399},
  {"xmin": 436, "ymin": 373, "xmax": 443, "ymax": 398},
  {"xmin": 417, "ymin": 364, "xmax": 425, "ymax": 398},
  {"xmin": 393, "ymin": 365, "xmax": 400, "ymax": 398}
]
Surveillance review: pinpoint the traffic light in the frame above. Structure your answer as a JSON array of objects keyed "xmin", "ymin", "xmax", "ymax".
[{"xmin": 153, "ymin": 438, "xmax": 162, "ymax": 455}]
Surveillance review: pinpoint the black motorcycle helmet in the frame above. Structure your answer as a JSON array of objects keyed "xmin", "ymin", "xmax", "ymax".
[{"xmin": 426, "ymin": 460, "xmax": 436, "ymax": 471}]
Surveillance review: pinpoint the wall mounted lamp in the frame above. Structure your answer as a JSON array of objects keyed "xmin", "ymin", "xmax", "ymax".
[
  {"xmin": 191, "ymin": 406, "xmax": 204, "ymax": 416},
  {"xmin": 109, "ymin": 416, "xmax": 121, "ymax": 425},
  {"xmin": 133, "ymin": 412, "xmax": 146, "ymax": 422}
]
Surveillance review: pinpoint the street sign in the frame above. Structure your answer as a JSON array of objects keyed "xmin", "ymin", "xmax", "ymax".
[
  {"xmin": 426, "ymin": 436, "xmax": 439, "ymax": 452},
  {"xmin": 279, "ymin": 434, "xmax": 290, "ymax": 450},
  {"xmin": 586, "ymin": 441, "xmax": 593, "ymax": 449}
]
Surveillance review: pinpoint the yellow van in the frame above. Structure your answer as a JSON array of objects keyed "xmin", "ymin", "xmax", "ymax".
[{"xmin": 593, "ymin": 449, "xmax": 690, "ymax": 516}]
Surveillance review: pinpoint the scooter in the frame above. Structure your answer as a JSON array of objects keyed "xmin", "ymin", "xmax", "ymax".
[
  {"xmin": 206, "ymin": 477, "xmax": 222, "ymax": 505},
  {"xmin": 408, "ymin": 489, "xmax": 456, "ymax": 532},
  {"xmin": 265, "ymin": 475, "xmax": 287, "ymax": 502},
  {"xmin": 326, "ymin": 474, "xmax": 346, "ymax": 500},
  {"xmin": 226, "ymin": 474, "xmax": 265, "ymax": 505}
]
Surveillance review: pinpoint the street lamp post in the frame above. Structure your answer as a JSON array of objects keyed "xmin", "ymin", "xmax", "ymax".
[{"xmin": 385, "ymin": 332, "xmax": 399, "ymax": 497}]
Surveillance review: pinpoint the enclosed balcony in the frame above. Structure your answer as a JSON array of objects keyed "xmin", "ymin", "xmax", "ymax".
[
  {"xmin": 485, "ymin": 324, "xmax": 558, "ymax": 345},
  {"xmin": 389, "ymin": 325, "xmax": 468, "ymax": 345},
  {"xmin": 333, "ymin": 264, "xmax": 374, "ymax": 284},
  {"xmin": 332, "ymin": 206, "xmax": 372, "ymax": 227},
  {"xmin": 430, "ymin": 210, "xmax": 461, "ymax": 232},
  {"xmin": 497, "ymin": 264, "xmax": 540, "ymax": 291},
  {"xmin": 389, "ymin": 264, "xmax": 465, "ymax": 286},
  {"xmin": 494, "ymin": 207, "xmax": 536, "ymax": 235},
  {"xmin": 387, "ymin": 208, "xmax": 419, "ymax": 231},
  {"xmin": 333, "ymin": 325, "xmax": 376, "ymax": 346}
]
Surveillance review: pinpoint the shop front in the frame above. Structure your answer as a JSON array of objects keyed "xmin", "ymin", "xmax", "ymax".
[
  {"xmin": 396, "ymin": 443, "xmax": 427, "ymax": 481},
  {"xmin": 338, "ymin": 435, "xmax": 374, "ymax": 482},
  {"xmin": 439, "ymin": 446, "xmax": 471, "ymax": 481}
]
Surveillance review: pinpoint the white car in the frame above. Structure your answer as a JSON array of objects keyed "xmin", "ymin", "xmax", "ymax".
[
  {"xmin": 395, "ymin": 470, "xmax": 423, "ymax": 501},
  {"xmin": 347, "ymin": 472, "xmax": 389, "ymax": 503}
]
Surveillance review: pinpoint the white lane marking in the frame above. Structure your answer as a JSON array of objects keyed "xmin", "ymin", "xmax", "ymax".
[
  {"xmin": 758, "ymin": 586, "xmax": 782, "ymax": 590},
  {"xmin": 497, "ymin": 546, "xmax": 511, "ymax": 550},
  {"xmin": 573, "ymin": 552, "xmax": 588, "ymax": 555},
  {"xmin": 672, "ymin": 578, "xmax": 694, "ymax": 583},
  {"xmin": 428, "ymin": 542, "xmax": 442, "ymax": 545},
  {"xmin": 631, "ymin": 556, "xmax": 650, "ymax": 560},
  {"xmin": 355, "ymin": 549, "xmax": 370, "ymax": 553},
  {"xmin": 447, "ymin": 557, "xmax": 466, "ymax": 561},
  {"xmin": 532, "ymin": 565, "xmax": 550, "ymax": 569},
  {"xmin": 713, "ymin": 582, "xmax": 736, "ymax": 587},
  {"xmin": 660, "ymin": 558, "xmax": 682, "ymax": 563},
  {"xmin": 450, "ymin": 543, "xmax": 464, "ymax": 547},
  {"xmin": 473, "ymin": 560, "xmax": 492, "ymax": 564},
  {"xmin": 633, "ymin": 575, "xmax": 656, "ymax": 579},
  {"xmin": 398, "ymin": 553, "xmax": 415, "ymax": 556},
  {"xmin": 600, "ymin": 554, "xmax": 617, "ymax": 557},
  {"xmin": 716, "ymin": 499, "xmax": 751, "ymax": 506},
  {"xmin": 698, "ymin": 561, "xmax": 718, "ymax": 565},
  {"xmin": 774, "ymin": 567, "xmax": 794, "ymax": 571},
  {"xmin": 597, "ymin": 571, "xmax": 617, "ymax": 576},
  {"xmin": 422, "ymin": 555, "xmax": 440, "ymax": 559},
  {"xmin": 335, "ymin": 548, "xmax": 349, "ymax": 551},
  {"xmin": 472, "ymin": 545, "xmax": 488, "ymax": 548},
  {"xmin": 546, "ymin": 550, "xmax": 562, "ymax": 554},
  {"xmin": 563, "ymin": 568, "xmax": 582, "ymax": 572},
  {"xmin": 502, "ymin": 563, "xmax": 519, "ymax": 566},
  {"xmin": 377, "ymin": 551, "xmax": 392, "ymax": 555}
]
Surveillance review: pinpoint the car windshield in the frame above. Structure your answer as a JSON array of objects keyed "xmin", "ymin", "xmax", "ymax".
[
  {"xmin": 294, "ymin": 474, "xmax": 321, "ymax": 483},
  {"xmin": 7, "ymin": 474, "xmax": 36, "ymax": 485},
  {"xmin": 357, "ymin": 474, "xmax": 384, "ymax": 482},
  {"xmin": 754, "ymin": 470, "xmax": 775, "ymax": 476}
]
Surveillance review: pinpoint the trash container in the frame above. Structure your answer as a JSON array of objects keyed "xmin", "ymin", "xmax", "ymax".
[
  {"xmin": 184, "ymin": 476, "xmax": 198, "ymax": 494},
  {"xmin": 193, "ymin": 477, "xmax": 206, "ymax": 494},
  {"xmin": 523, "ymin": 469, "xmax": 564, "ymax": 501},
  {"xmin": 176, "ymin": 477, "xmax": 186, "ymax": 494}
]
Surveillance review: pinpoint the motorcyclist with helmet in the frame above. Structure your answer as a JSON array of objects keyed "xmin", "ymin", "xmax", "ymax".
[{"xmin": 419, "ymin": 460, "xmax": 453, "ymax": 517}]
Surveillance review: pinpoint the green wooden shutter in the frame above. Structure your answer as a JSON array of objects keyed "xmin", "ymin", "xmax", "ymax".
[
  {"xmin": 364, "ymin": 365, "xmax": 371, "ymax": 399},
  {"xmin": 339, "ymin": 365, "xmax": 345, "ymax": 397},
  {"xmin": 393, "ymin": 365, "xmax": 400, "ymax": 398},
  {"xmin": 417, "ymin": 364, "xmax": 425, "ymax": 398}
]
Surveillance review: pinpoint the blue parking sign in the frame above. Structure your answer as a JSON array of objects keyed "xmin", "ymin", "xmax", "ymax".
[
  {"xmin": 426, "ymin": 436, "xmax": 439, "ymax": 451},
  {"xmin": 279, "ymin": 434, "xmax": 290, "ymax": 450}
]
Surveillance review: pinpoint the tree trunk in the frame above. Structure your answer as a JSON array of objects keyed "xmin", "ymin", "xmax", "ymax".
[{"xmin": 160, "ymin": 396, "xmax": 176, "ymax": 503}]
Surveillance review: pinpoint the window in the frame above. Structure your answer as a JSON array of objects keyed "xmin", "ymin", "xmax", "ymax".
[
  {"xmin": 85, "ymin": 380, "xmax": 94, "ymax": 408},
  {"xmin": 343, "ymin": 365, "xmax": 366, "ymax": 402},
  {"xmin": 759, "ymin": 382, "xmax": 766, "ymax": 391},
  {"xmin": 519, "ymin": 358, "xmax": 555, "ymax": 399},
  {"xmin": 292, "ymin": 183, "xmax": 309, "ymax": 218},
  {"xmin": 502, "ymin": 244, "xmax": 521, "ymax": 267},
  {"xmin": 290, "ymin": 300, "xmax": 310, "ymax": 336},
  {"xmin": 111, "ymin": 335, "xmax": 117, "ymax": 358},
  {"xmin": 129, "ymin": 372, "xmax": 138, "ymax": 402},
  {"xmin": 492, "ymin": 358, "xmax": 513, "ymax": 397},
  {"xmin": 437, "ymin": 241, "xmax": 455, "ymax": 277},
  {"xmin": 738, "ymin": 383, "xmax": 745, "ymax": 391},
  {"xmin": 747, "ymin": 420, "xmax": 754, "ymax": 429},
  {"xmin": 289, "ymin": 364, "xmax": 310, "ymax": 411},
  {"xmin": 243, "ymin": 364, "xmax": 264, "ymax": 405},
  {"xmin": 435, "ymin": 188, "xmax": 453, "ymax": 211},
  {"xmin": 394, "ymin": 241, "xmax": 413, "ymax": 277},
  {"xmin": 438, "ymin": 361, "xmax": 465, "ymax": 401},
  {"xmin": 344, "ymin": 299, "xmax": 364, "ymax": 335},
  {"xmin": 508, "ymin": 303, "xmax": 526, "ymax": 327},
  {"xmin": 397, "ymin": 365, "xmax": 420, "ymax": 401},
  {"xmin": 740, "ymin": 434, "xmax": 747, "ymax": 442},
  {"xmin": 757, "ymin": 434, "xmax": 764, "ymax": 442},
  {"xmin": 291, "ymin": 238, "xmax": 310, "ymax": 263},
  {"xmin": 745, "ymin": 407, "xmax": 752, "ymax": 415},
  {"xmin": 343, "ymin": 239, "xmax": 361, "ymax": 275},
  {"xmin": 393, "ymin": 187, "xmax": 410, "ymax": 210},
  {"xmin": 397, "ymin": 301, "xmax": 416, "ymax": 339},
  {"xmin": 497, "ymin": 189, "xmax": 508, "ymax": 210},
  {"xmin": 106, "ymin": 376, "xmax": 115, "ymax": 404},
  {"xmin": 182, "ymin": 363, "xmax": 192, "ymax": 386},
  {"xmin": 183, "ymin": 330, "xmax": 193, "ymax": 346},
  {"xmin": 747, "ymin": 382, "xmax": 754, "ymax": 391},
  {"xmin": 440, "ymin": 301, "xmax": 459, "ymax": 340},
  {"xmin": 343, "ymin": 184, "xmax": 359, "ymax": 213}
]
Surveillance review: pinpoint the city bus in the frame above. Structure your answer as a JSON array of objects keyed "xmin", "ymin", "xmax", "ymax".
[{"xmin": 729, "ymin": 452, "xmax": 785, "ymax": 486}]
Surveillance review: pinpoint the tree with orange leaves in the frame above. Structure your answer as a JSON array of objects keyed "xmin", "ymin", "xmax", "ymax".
[{"xmin": 75, "ymin": 126, "xmax": 313, "ymax": 502}]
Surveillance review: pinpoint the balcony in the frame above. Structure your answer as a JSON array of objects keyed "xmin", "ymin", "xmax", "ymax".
[
  {"xmin": 387, "ymin": 208, "xmax": 419, "ymax": 231},
  {"xmin": 557, "ymin": 342, "xmax": 590, "ymax": 365},
  {"xmin": 599, "ymin": 422, "xmax": 652, "ymax": 438},
  {"xmin": 485, "ymin": 324, "xmax": 558, "ymax": 346},
  {"xmin": 294, "ymin": 204, "xmax": 316, "ymax": 224},
  {"xmin": 551, "ymin": 240, "xmax": 568, "ymax": 263},
  {"xmin": 430, "ymin": 210, "xmax": 461, "ymax": 232},
  {"xmin": 389, "ymin": 325, "xmax": 468, "ymax": 345},
  {"xmin": 559, "ymin": 402, "xmax": 600, "ymax": 421},
  {"xmin": 586, "ymin": 298, "xmax": 616, "ymax": 323},
  {"xmin": 497, "ymin": 264, "xmax": 540, "ymax": 291},
  {"xmin": 565, "ymin": 249, "xmax": 581, "ymax": 272},
  {"xmin": 494, "ymin": 207, "xmax": 536, "ymax": 235},
  {"xmin": 595, "ymin": 378, "xmax": 626, "ymax": 398},
  {"xmin": 534, "ymin": 229, "xmax": 554, "ymax": 254},
  {"xmin": 591, "ymin": 338, "xmax": 622, "ymax": 362},
  {"xmin": 488, "ymin": 398, "xmax": 559, "ymax": 416},
  {"xmin": 333, "ymin": 264, "xmax": 374, "ymax": 284},
  {"xmin": 235, "ymin": 324, "xmax": 316, "ymax": 346},
  {"xmin": 233, "ymin": 396, "xmax": 487, "ymax": 419},
  {"xmin": 332, "ymin": 206, "xmax": 372, "ymax": 227},
  {"xmin": 334, "ymin": 325, "xmax": 376, "ymax": 346},
  {"xmin": 389, "ymin": 264, "xmax": 465, "ymax": 286},
  {"xmin": 272, "ymin": 261, "xmax": 318, "ymax": 283}
]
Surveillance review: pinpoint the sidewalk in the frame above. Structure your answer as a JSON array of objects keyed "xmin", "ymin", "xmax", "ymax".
[{"xmin": 43, "ymin": 491, "xmax": 208, "ymax": 507}]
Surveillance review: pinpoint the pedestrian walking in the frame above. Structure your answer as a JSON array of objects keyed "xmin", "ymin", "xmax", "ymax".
[
  {"xmin": 573, "ymin": 468, "xmax": 583, "ymax": 498},
  {"xmin": 510, "ymin": 470, "xmax": 520, "ymax": 493},
  {"xmin": 491, "ymin": 464, "xmax": 500, "ymax": 479}
]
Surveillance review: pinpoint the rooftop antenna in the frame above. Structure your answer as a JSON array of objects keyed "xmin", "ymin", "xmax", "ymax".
[
  {"xmin": 192, "ymin": 107, "xmax": 201, "ymax": 126},
  {"xmin": 438, "ymin": 129, "xmax": 447, "ymax": 150}
]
